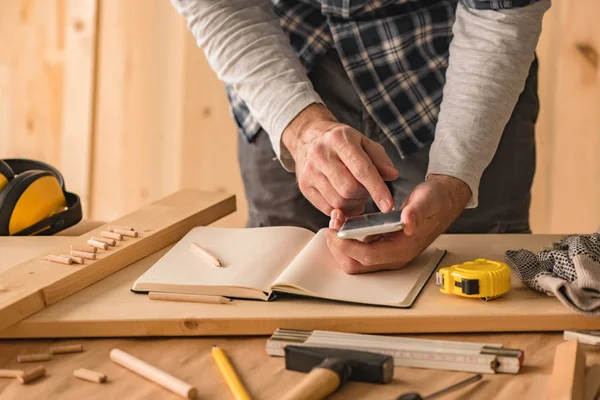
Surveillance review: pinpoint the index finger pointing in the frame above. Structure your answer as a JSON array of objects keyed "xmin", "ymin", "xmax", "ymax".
[{"xmin": 337, "ymin": 145, "xmax": 393, "ymax": 213}]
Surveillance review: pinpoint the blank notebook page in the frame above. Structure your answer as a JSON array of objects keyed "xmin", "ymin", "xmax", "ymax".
[
  {"xmin": 273, "ymin": 229, "xmax": 442, "ymax": 306},
  {"xmin": 133, "ymin": 226, "xmax": 314, "ymax": 292}
]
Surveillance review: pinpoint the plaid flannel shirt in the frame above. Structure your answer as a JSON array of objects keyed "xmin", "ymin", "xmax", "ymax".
[{"xmin": 226, "ymin": 0, "xmax": 538, "ymax": 157}]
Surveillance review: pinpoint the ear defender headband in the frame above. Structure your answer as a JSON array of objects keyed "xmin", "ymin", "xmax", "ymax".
[{"xmin": 0, "ymin": 159, "xmax": 82, "ymax": 236}]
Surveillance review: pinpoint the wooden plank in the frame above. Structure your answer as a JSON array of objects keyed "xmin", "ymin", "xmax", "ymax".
[
  {"xmin": 1, "ymin": 234, "xmax": 600, "ymax": 338},
  {"xmin": 546, "ymin": 340, "xmax": 586, "ymax": 400},
  {"xmin": 546, "ymin": 0, "xmax": 600, "ymax": 233},
  {"xmin": 0, "ymin": 0, "xmax": 67, "ymax": 163},
  {"xmin": 0, "ymin": 189, "xmax": 235, "ymax": 332},
  {"xmin": 2, "ymin": 333, "xmax": 594, "ymax": 399},
  {"xmin": 59, "ymin": 0, "xmax": 99, "ymax": 218}
]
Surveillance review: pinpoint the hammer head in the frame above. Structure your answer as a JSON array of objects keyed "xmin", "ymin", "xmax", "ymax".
[{"xmin": 284, "ymin": 346, "xmax": 394, "ymax": 384}]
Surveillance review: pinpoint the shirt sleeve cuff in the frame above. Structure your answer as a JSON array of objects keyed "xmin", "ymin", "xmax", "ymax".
[
  {"xmin": 265, "ymin": 86, "xmax": 324, "ymax": 172},
  {"xmin": 426, "ymin": 163, "xmax": 480, "ymax": 209}
]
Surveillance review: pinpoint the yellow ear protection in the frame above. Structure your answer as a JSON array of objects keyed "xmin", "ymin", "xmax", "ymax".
[{"xmin": 0, "ymin": 159, "xmax": 82, "ymax": 236}]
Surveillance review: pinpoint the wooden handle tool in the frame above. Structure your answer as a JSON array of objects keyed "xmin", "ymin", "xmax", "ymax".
[{"xmin": 281, "ymin": 346, "xmax": 393, "ymax": 400}]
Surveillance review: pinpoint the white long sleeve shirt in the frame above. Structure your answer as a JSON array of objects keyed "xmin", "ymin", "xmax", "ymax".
[{"xmin": 171, "ymin": 0, "xmax": 550, "ymax": 208}]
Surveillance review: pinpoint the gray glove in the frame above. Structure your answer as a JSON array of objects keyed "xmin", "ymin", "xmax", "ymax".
[{"xmin": 505, "ymin": 234, "xmax": 600, "ymax": 316}]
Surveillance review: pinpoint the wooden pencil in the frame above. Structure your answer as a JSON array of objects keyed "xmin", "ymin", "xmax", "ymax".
[
  {"xmin": 190, "ymin": 242, "xmax": 222, "ymax": 267},
  {"xmin": 148, "ymin": 292, "xmax": 231, "ymax": 304},
  {"xmin": 110, "ymin": 348, "xmax": 197, "ymax": 399}
]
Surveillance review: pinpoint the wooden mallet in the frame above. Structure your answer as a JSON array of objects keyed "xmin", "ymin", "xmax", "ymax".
[{"xmin": 281, "ymin": 346, "xmax": 394, "ymax": 400}]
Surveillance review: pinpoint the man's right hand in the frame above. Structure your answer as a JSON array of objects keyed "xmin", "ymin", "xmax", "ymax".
[{"xmin": 282, "ymin": 104, "xmax": 399, "ymax": 217}]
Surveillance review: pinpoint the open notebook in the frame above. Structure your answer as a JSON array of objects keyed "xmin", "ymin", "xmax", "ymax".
[{"xmin": 131, "ymin": 226, "xmax": 446, "ymax": 308}]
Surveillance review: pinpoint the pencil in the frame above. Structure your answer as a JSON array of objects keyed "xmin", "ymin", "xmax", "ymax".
[
  {"xmin": 148, "ymin": 292, "xmax": 232, "ymax": 304},
  {"xmin": 212, "ymin": 346, "xmax": 252, "ymax": 400},
  {"xmin": 190, "ymin": 242, "xmax": 222, "ymax": 267}
]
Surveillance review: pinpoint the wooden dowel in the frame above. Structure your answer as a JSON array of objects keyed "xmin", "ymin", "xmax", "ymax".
[
  {"xmin": 70, "ymin": 250, "xmax": 96, "ymax": 260},
  {"xmin": 46, "ymin": 255, "xmax": 73, "ymax": 265},
  {"xmin": 60, "ymin": 255, "xmax": 84, "ymax": 265},
  {"xmin": 108, "ymin": 225, "xmax": 134, "ymax": 232},
  {"xmin": 17, "ymin": 366, "xmax": 45, "ymax": 384},
  {"xmin": 70, "ymin": 244, "xmax": 97, "ymax": 253},
  {"xmin": 18, "ymin": 353, "xmax": 51, "ymax": 363},
  {"xmin": 87, "ymin": 239, "xmax": 108, "ymax": 250},
  {"xmin": 0, "ymin": 369, "xmax": 24, "ymax": 378},
  {"xmin": 92, "ymin": 236, "xmax": 116, "ymax": 246},
  {"xmin": 51, "ymin": 344, "xmax": 83, "ymax": 354},
  {"xmin": 149, "ymin": 292, "xmax": 231, "ymax": 304},
  {"xmin": 114, "ymin": 228, "xmax": 138, "ymax": 238},
  {"xmin": 110, "ymin": 348, "xmax": 197, "ymax": 399},
  {"xmin": 74, "ymin": 368, "xmax": 107, "ymax": 383},
  {"xmin": 101, "ymin": 231, "xmax": 123, "ymax": 241}
]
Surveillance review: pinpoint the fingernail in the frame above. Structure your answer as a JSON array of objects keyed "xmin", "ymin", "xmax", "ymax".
[
  {"xmin": 379, "ymin": 199, "xmax": 392, "ymax": 212},
  {"xmin": 329, "ymin": 219, "xmax": 334, "ymax": 228},
  {"xmin": 331, "ymin": 209, "xmax": 339, "ymax": 220}
]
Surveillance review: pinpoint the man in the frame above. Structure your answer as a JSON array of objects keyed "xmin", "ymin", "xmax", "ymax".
[{"xmin": 171, "ymin": 0, "xmax": 550, "ymax": 273}]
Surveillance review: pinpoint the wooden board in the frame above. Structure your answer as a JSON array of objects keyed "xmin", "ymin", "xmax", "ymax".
[
  {"xmin": 546, "ymin": 340, "xmax": 586, "ymax": 400},
  {"xmin": 1, "ymin": 233, "xmax": 599, "ymax": 338},
  {"xmin": 0, "ymin": 189, "xmax": 235, "ymax": 333}
]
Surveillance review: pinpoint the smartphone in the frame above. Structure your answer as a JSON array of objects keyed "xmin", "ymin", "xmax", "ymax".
[{"xmin": 337, "ymin": 210, "xmax": 404, "ymax": 239}]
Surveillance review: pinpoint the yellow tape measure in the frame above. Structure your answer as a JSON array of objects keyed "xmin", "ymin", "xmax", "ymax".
[{"xmin": 435, "ymin": 258, "xmax": 511, "ymax": 301}]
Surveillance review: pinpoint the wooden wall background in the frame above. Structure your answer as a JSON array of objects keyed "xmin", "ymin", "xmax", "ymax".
[{"xmin": 0, "ymin": 0, "xmax": 598, "ymax": 233}]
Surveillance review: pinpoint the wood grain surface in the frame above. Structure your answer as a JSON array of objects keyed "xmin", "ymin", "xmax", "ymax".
[
  {"xmin": 0, "ymin": 189, "xmax": 235, "ymax": 333},
  {"xmin": 1, "ymin": 234, "xmax": 599, "ymax": 338},
  {"xmin": 0, "ymin": 333, "xmax": 599, "ymax": 399}
]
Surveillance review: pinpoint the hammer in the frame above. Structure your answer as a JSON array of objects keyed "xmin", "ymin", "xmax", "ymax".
[{"xmin": 281, "ymin": 346, "xmax": 394, "ymax": 400}]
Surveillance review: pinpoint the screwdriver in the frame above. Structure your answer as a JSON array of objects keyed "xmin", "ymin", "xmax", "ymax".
[{"xmin": 395, "ymin": 374, "xmax": 483, "ymax": 400}]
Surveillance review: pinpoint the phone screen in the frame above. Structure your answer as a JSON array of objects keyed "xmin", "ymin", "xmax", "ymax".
[{"xmin": 341, "ymin": 210, "xmax": 403, "ymax": 231}]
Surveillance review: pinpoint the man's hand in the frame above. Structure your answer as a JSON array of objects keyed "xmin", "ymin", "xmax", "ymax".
[
  {"xmin": 325, "ymin": 175, "xmax": 471, "ymax": 274},
  {"xmin": 282, "ymin": 104, "xmax": 399, "ymax": 217}
]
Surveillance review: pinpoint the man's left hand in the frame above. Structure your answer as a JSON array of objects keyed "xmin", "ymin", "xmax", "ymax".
[{"xmin": 325, "ymin": 174, "xmax": 471, "ymax": 274}]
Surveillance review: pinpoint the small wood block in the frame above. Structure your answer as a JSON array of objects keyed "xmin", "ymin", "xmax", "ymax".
[
  {"xmin": 87, "ymin": 239, "xmax": 108, "ymax": 250},
  {"xmin": 92, "ymin": 236, "xmax": 116, "ymax": 246},
  {"xmin": 70, "ymin": 250, "xmax": 96, "ymax": 260},
  {"xmin": 546, "ymin": 340, "xmax": 586, "ymax": 400},
  {"xmin": 70, "ymin": 244, "xmax": 97, "ymax": 253},
  {"xmin": 73, "ymin": 368, "xmax": 107, "ymax": 383},
  {"xmin": 51, "ymin": 344, "xmax": 83, "ymax": 354},
  {"xmin": 0, "ymin": 369, "xmax": 24, "ymax": 378},
  {"xmin": 17, "ymin": 353, "xmax": 51, "ymax": 363},
  {"xmin": 60, "ymin": 255, "xmax": 84, "ymax": 265},
  {"xmin": 101, "ymin": 231, "xmax": 123, "ymax": 241},
  {"xmin": 17, "ymin": 366, "xmax": 45, "ymax": 384},
  {"xmin": 46, "ymin": 255, "xmax": 73, "ymax": 265},
  {"xmin": 114, "ymin": 228, "xmax": 138, "ymax": 238},
  {"xmin": 108, "ymin": 225, "xmax": 133, "ymax": 232}
]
